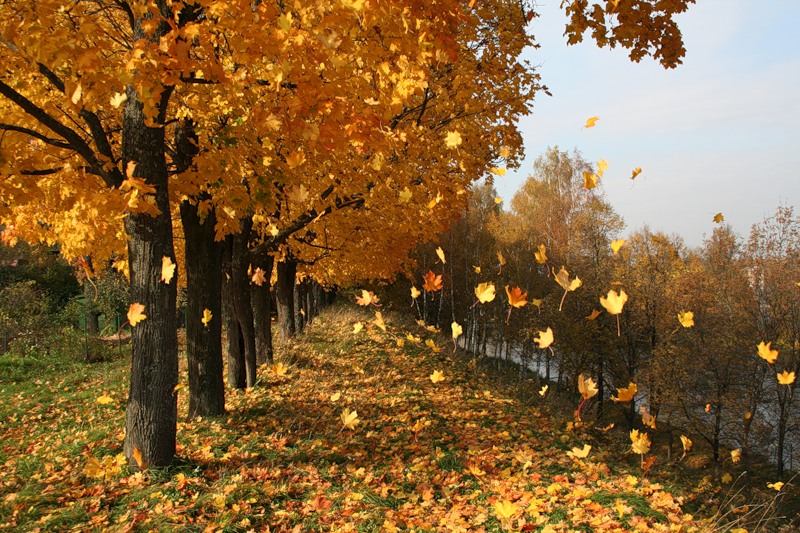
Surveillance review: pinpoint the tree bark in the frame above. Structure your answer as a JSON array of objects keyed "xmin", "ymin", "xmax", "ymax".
[
  {"xmin": 230, "ymin": 219, "xmax": 257, "ymax": 387},
  {"xmin": 250, "ymin": 254, "xmax": 274, "ymax": 365},
  {"xmin": 294, "ymin": 279, "xmax": 307, "ymax": 334},
  {"xmin": 275, "ymin": 259, "xmax": 297, "ymax": 340},
  {"xmin": 222, "ymin": 237, "xmax": 246, "ymax": 389},
  {"xmin": 122, "ymin": 81, "xmax": 178, "ymax": 468},
  {"xmin": 180, "ymin": 201, "xmax": 225, "ymax": 418}
]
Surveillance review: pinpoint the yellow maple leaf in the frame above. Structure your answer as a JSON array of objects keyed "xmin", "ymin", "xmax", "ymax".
[
  {"xmin": 330, "ymin": 392, "xmax": 341, "ymax": 402},
  {"xmin": 161, "ymin": 256, "xmax": 176, "ymax": 284},
  {"xmin": 251, "ymin": 267, "xmax": 267, "ymax": 286},
  {"xmin": 84, "ymin": 456, "xmax": 105, "ymax": 479},
  {"xmin": 768, "ymin": 481, "xmax": 785, "ymax": 491},
  {"xmin": 493, "ymin": 500, "xmax": 519, "ymax": 520},
  {"xmin": 713, "ymin": 212, "xmax": 724, "ymax": 223},
  {"xmin": 270, "ymin": 362, "xmax": 289, "ymax": 377},
  {"xmin": 731, "ymin": 449, "xmax": 741, "ymax": 463},
  {"xmin": 583, "ymin": 171, "xmax": 598, "ymax": 189},
  {"xmin": 678, "ymin": 311, "xmax": 694, "ymax": 328},
  {"xmin": 490, "ymin": 167, "xmax": 507, "ymax": 176},
  {"xmin": 110, "ymin": 92, "xmax": 127, "ymax": 108},
  {"xmin": 425, "ymin": 339, "xmax": 442, "ymax": 353},
  {"xmin": 410, "ymin": 286, "xmax": 421, "ymax": 300},
  {"xmin": 534, "ymin": 244, "xmax": 547, "ymax": 264},
  {"xmin": 630, "ymin": 429, "xmax": 651, "ymax": 455},
  {"xmin": 610, "ymin": 239, "xmax": 626, "ymax": 255},
  {"xmin": 340, "ymin": 408, "xmax": 359, "ymax": 430},
  {"xmin": 285, "ymin": 150, "xmax": 306, "ymax": 169},
  {"xmin": 472, "ymin": 265, "xmax": 481, "ymax": 273},
  {"xmin": 567, "ymin": 444, "xmax": 592, "ymax": 459},
  {"xmin": 201, "ymin": 308, "xmax": 213, "ymax": 327},
  {"xmin": 355, "ymin": 289, "xmax": 379, "ymax": 306},
  {"xmin": 372, "ymin": 311, "xmax": 387, "ymax": 332},
  {"xmin": 451, "ymin": 321, "xmax": 463, "ymax": 340},
  {"xmin": 757, "ymin": 341, "xmax": 778, "ymax": 364},
  {"xmin": 597, "ymin": 159, "xmax": 608, "ymax": 177},
  {"xmin": 474, "ymin": 281, "xmax": 496, "ymax": 304},
  {"xmin": 777, "ymin": 370, "xmax": 795, "ymax": 385},
  {"xmin": 578, "ymin": 373, "xmax": 598, "ymax": 400},
  {"xmin": 600, "ymin": 289, "xmax": 628, "ymax": 315},
  {"xmin": 353, "ymin": 322, "xmax": 363, "ymax": 334},
  {"xmin": 631, "ymin": 167, "xmax": 642, "ymax": 180},
  {"xmin": 429, "ymin": 370, "xmax": 445, "ymax": 383},
  {"xmin": 444, "ymin": 131, "xmax": 462, "ymax": 148},
  {"xmin": 612, "ymin": 382, "xmax": 637, "ymax": 402},
  {"xmin": 127, "ymin": 303, "xmax": 147, "ymax": 327},
  {"xmin": 534, "ymin": 327, "xmax": 554, "ymax": 349},
  {"xmin": 539, "ymin": 385, "xmax": 548, "ymax": 396},
  {"xmin": 494, "ymin": 196, "xmax": 503, "ymax": 204},
  {"xmin": 680, "ymin": 435, "xmax": 692, "ymax": 460},
  {"xmin": 641, "ymin": 406, "xmax": 657, "ymax": 429},
  {"xmin": 497, "ymin": 250, "xmax": 506, "ymax": 270},
  {"xmin": 398, "ymin": 187, "xmax": 412, "ymax": 203},
  {"xmin": 96, "ymin": 394, "xmax": 114, "ymax": 405},
  {"xmin": 436, "ymin": 247, "xmax": 446, "ymax": 264},
  {"xmin": 132, "ymin": 447, "xmax": 145, "ymax": 468},
  {"xmin": 584, "ymin": 116, "xmax": 600, "ymax": 129},
  {"xmin": 553, "ymin": 266, "xmax": 582, "ymax": 311}
]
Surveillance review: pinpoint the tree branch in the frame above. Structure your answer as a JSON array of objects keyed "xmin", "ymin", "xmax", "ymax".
[{"xmin": 0, "ymin": 123, "xmax": 72, "ymax": 149}]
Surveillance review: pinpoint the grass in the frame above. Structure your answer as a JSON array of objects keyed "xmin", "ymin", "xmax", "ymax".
[{"xmin": 0, "ymin": 304, "xmax": 793, "ymax": 531}]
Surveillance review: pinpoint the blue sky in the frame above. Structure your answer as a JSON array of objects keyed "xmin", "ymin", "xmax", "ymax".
[{"xmin": 497, "ymin": 1, "xmax": 800, "ymax": 248}]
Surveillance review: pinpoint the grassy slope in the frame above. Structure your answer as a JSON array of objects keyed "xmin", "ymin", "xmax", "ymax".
[{"xmin": 0, "ymin": 305, "xmax": 765, "ymax": 532}]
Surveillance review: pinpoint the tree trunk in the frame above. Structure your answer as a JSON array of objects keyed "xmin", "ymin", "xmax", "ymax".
[
  {"xmin": 231, "ymin": 219, "xmax": 257, "ymax": 387},
  {"xmin": 275, "ymin": 259, "xmax": 297, "ymax": 340},
  {"xmin": 180, "ymin": 201, "xmax": 225, "ymax": 418},
  {"xmin": 251, "ymin": 255, "xmax": 274, "ymax": 365},
  {"xmin": 294, "ymin": 279, "xmax": 306, "ymax": 334},
  {"xmin": 222, "ymin": 237, "xmax": 246, "ymax": 389},
  {"xmin": 122, "ymin": 81, "xmax": 178, "ymax": 468}
]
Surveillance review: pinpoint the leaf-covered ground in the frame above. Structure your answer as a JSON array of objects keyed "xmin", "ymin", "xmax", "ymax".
[{"xmin": 0, "ymin": 306, "xmax": 728, "ymax": 532}]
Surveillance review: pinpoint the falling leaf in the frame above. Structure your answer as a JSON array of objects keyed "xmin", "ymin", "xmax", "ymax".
[
  {"xmin": 493, "ymin": 500, "xmax": 519, "ymax": 520},
  {"xmin": 251, "ymin": 267, "xmax": 267, "ymax": 286},
  {"xmin": 612, "ymin": 383, "xmax": 637, "ymax": 402},
  {"xmin": 678, "ymin": 311, "xmax": 694, "ymax": 328},
  {"xmin": 567, "ymin": 444, "xmax": 592, "ymax": 459},
  {"xmin": 680, "ymin": 435, "xmax": 692, "ymax": 460},
  {"xmin": 610, "ymin": 239, "xmax": 626, "ymax": 255},
  {"xmin": 630, "ymin": 167, "xmax": 642, "ymax": 180},
  {"xmin": 578, "ymin": 373, "xmax": 598, "ymax": 400},
  {"xmin": 505, "ymin": 285, "xmax": 528, "ymax": 308},
  {"xmin": 355, "ymin": 289, "xmax": 380, "ymax": 306},
  {"xmin": 445, "ymin": 131, "xmax": 462, "ymax": 148},
  {"xmin": 127, "ymin": 303, "xmax": 147, "ymax": 327},
  {"xmin": 496, "ymin": 250, "xmax": 506, "ymax": 272},
  {"xmin": 451, "ymin": 321, "xmax": 463, "ymax": 340},
  {"xmin": 534, "ymin": 244, "xmax": 547, "ymax": 264},
  {"xmin": 422, "ymin": 271, "xmax": 443, "ymax": 293},
  {"xmin": 539, "ymin": 385, "xmax": 548, "ymax": 396},
  {"xmin": 767, "ymin": 481, "xmax": 785, "ymax": 491},
  {"xmin": 96, "ymin": 394, "xmax": 114, "ymax": 405},
  {"xmin": 372, "ymin": 311, "xmax": 387, "ymax": 332},
  {"xmin": 161, "ymin": 256, "xmax": 176, "ymax": 284},
  {"xmin": 731, "ymin": 449, "xmax": 741, "ymax": 463},
  {"xmin": 353, "ymin": 322, "xmax": 363, "ymax": 334},
  {"xmin": 425, "ymin": 339, "xmax": 442, "ymax": 353},
  {"xmin": 777, "ymin": 370, "xmax": 796, "ymax": 385},
  {"xmin": 132, "ymin": 447, "xmax": 145, "ymax": 468},
  {"xmin": 340, "ymin": 408, "xmax": 359, "ymax": 430},
  {"xmin": 270, "ymin": 362, "xmax": 289, "ymax": 377},
  {"xmin": 330, "ymin": 392, "xmax": 341, "ymax": 402},
  {"xmin": 583, "ymin": 171, "xmax": 598, "ymax": 189},
  {"xmin": 474, "ymin": 282, "xmax": 496, "ymax": 304},
  {"xmin": 641, "ymin": 407, "xmax": 657, "ymax": 429},
  {"xmin": 705, "ymin": 403, "xmax": 712, "ymax": 413},
  {"xmin": 586, "ymin": 309, "xmax": 602, "ymax": 321},
  {"xmin": 534, "ymin": 328, "xmax": 554, "ymax": 349},
  {"xmin": 494, "ymin": 197, "xmax": 503, "ymax": 204},
  {"xmin": 630, "ymin": 429, "xmax": 651, "ymax": 455},
  {"xmin": 430, "ymin": 370, "xmax": 445, "ymax": 383},
  {"xmin": 553, "ymin": 267, "xmax": 582, "ymax": 311},
  {"xmin": 584, "ymin": 116, "xmax": 600, "ymax": 129},
  {"xmin": 472, "ymin": 265, "xmax": 481, "ymax": 273},
  {"xmin": 757, "ymin": 341, "xmax": 778, "ymax": 364},
  {"xmin": 410, "ymin": 286, "xmax": 421, "ymax": 300},
  {"xmin": 597, "ymin": 159, "xmax": 608, "ymax": 177},
  {"xmin": 436, "ymin": 247, "xmax": 446, "ymax": 264},
  {"xmin": 713, "ymin": 212, "xmax": 724, "ymax": 223},
  {"xmin": 201, "ymin": 308, "xmax": 213, "ymax": 327},
  {"xmin": 600, "ymin": 289, "xmax": 628, "ymax": 315}
]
